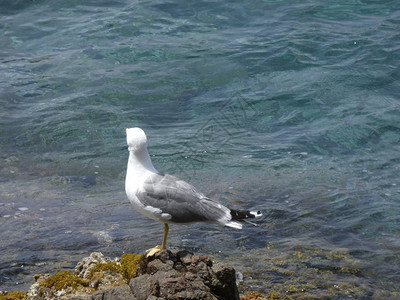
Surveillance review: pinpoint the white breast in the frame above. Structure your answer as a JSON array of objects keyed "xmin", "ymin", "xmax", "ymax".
[{"xmin": 125, "ymin": 150, "xmax": 164, "ymax": 222}]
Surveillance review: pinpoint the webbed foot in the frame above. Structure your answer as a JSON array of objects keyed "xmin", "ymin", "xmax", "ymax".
[{"xmin": 145, "ymin": 245, "xmax": 163, "ymax": 257}]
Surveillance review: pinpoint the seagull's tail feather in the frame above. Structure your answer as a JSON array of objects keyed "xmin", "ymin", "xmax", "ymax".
[{"xmin": 224, "ymin": 220, "xmax": 243, "ymax": 229}]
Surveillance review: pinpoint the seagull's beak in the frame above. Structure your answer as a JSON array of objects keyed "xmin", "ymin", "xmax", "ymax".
[{"xmin": 126, "ymin": 128, "xmax": 129, "ymax": 134}]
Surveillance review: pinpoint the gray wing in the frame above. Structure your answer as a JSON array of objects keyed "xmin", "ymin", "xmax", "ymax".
[{"xmin": 137, "ymin": 173, "xmax": 229, "ymax": 224}]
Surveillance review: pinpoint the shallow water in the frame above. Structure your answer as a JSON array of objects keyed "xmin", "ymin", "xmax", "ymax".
[{"xmin": 1, "ymin": 0, "xmax": 400, "ymax": 296}]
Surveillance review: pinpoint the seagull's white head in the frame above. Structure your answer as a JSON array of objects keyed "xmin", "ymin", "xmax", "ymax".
[{"xmin": 126, "ymin": 127, "xmax": 148, "ymax": 152}]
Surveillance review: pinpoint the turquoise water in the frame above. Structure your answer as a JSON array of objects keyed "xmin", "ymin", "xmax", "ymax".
[{"xmin": 1, "ymin": 0, "xmax": 400, "ymax": 296}]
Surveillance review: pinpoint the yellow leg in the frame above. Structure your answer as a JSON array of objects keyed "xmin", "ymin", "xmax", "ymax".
[
  {"xmin": 145, "ymin": 223, "xmax": 169, "ymax": 257},
  {"xmin": 161, "ymin": 223, "xmax": 169, "ymax": 249}
]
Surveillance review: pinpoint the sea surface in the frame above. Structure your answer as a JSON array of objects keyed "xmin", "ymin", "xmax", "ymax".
[{"xmin": 1, "ymin": 0, "xmax": 399, "ymax": 297}]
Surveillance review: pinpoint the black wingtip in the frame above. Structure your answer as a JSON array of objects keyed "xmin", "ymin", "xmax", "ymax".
[{"xmin": 230, "ymin": 209, "xmax": 262, "ymax": 220}]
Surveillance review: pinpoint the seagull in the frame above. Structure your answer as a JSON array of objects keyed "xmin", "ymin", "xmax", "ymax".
[{"xmin": 125, "ymin": 127, "xmax": 262, "ymax": 255}]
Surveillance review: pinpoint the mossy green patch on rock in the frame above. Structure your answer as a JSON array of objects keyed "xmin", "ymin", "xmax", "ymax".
[
  {"xmin": 240, "ymin": 291, "xmax": 266, "ymax": 300},
  {"xmin": 87, "ymin": 261, "xmax": 121, "ymax": 279},
  {"xmin": 86, "ymin": 253, "xmax": 141, "ymax": 283},
  {"xmin": 36, "ymin": 270, "xmax": 93, "ymax": 299},
  {"xmin": 26, "ymin": 252, "xmax": 142, "ymax": 299},
  {"xmin": 0, "ymin": 291, "xmax": 27, "ymax": 300},
  {"xmin": 121, "ymin": 253, "xmax": 142, "ymax": 280},
  {"xmin": 40, "ymin": 270, "xmax": 89, "ymax": 291}
]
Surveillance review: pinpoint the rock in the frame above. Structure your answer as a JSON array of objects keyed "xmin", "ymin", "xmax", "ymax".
[
  {"xmin": 93, "ymin": 250, "xmax": 240, "ymax": 300},
  {"xmin": 26, "ymin": 274, "xmax": 49, "ymax": 299},
  {"xmin": 24, "ymin": 250, "xmax": 239, "ymax": 300},
  {"xmin": 74, "ymin": 252, "xmax": 118, "ymax": 279},
  {"xmin": 26, "ymin": 252, "xmax": 132, "ymax": 300},
  {"xmin": 91, "ymin": 284, "xmax": 134, "ymax": 300}
]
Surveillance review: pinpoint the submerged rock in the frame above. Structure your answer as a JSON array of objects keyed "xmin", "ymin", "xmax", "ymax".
[{"xmin": 50, "ymin": 175, "xmax": 96, "ymax": 187}]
